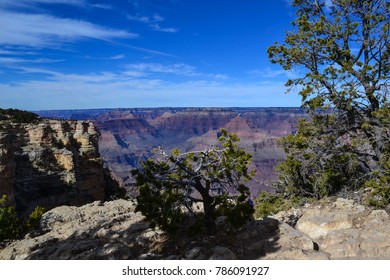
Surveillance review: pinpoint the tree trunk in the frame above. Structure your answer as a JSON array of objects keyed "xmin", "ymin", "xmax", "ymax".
[{"xmin": 202, "ymin": 195, "xmax": 217, "ymax": 235}]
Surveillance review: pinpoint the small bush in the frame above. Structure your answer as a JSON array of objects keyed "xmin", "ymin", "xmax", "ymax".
[
  {"xmin": 25, "ymin": 206, "xmax": 46, "ymax": 231},
  {"xmin": 254, "ymin": 191, "xmax": 312, "ymax": 219},
  {"xmin": 0, "ymin": 195, "xmax": 19, "ymax": 242},
  {"xmin": 0, "ymin": 196, "xmax": 47, "ymax": 242}
]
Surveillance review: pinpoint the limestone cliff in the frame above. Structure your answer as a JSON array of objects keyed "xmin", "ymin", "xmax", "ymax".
[{"xmin": 0, "ymin": 118, "xmax": 106, "ymax": 215}]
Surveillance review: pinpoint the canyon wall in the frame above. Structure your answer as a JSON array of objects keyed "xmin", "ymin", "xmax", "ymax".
[{"xmin": 0, "ymin": 119, "xmax": 106, "ymax": 215}]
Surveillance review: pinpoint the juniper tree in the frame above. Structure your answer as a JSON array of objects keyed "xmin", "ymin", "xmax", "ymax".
[
  {"xmin": 132, "ymin": 129, "xmax": 255, "ymax": 234},
  {"xmin": 268, "ymin": 0, "xmax": 390, "ymax": 205}
]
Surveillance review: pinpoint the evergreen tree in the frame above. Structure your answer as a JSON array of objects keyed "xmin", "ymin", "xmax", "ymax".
[
  {"xmin": 132, "ymin": 129, "xmax": 255, "ymax": 234},
  {"xmin": 268, "ymin": 0, "xmax": 390, "ymax": 205}
]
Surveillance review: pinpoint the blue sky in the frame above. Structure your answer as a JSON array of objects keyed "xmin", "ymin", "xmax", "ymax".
[{"xmin": 0, "ymin": 0, "xmax": 301, "ymax": 110}]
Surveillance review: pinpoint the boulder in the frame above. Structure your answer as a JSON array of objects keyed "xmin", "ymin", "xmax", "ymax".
[{"xmin": 0, "ymin": 200, "xmax": 151, "ymax": 260}]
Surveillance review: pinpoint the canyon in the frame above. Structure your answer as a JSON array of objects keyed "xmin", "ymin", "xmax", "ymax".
[
  {"xmin": 38, "ymin": 107, "xmax": 306, "ymax": 197},
  {"xmin": 3, "ymin": 108, "xmax": 390, "ymax": 260}
]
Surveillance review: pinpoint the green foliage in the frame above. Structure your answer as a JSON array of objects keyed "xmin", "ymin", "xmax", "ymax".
[
  {"xmin": 135, "ymin": 176, "xmax": 187, "ymax": 232},
  {"xmin": 132, "ymin": 129, "xmax": 255, "ymax": 234},
  {"xmin": 0, "ymin": 196, "xmax": 47, "ymax": 242},
  {"xmin": 0, "ymin": 108, "xmax": 40, "ymax": 124},
  {"xmin": 216, "ymin": 184, "xmax": 254, "ymax": 228},
  {"xmin": 0, "ymin": 195, "xmax": 19, "ymax": 242},
  {"xmin": 268, "ymin": 0, "xmax": 390, "ymax": 207},
  {"xmin": 275, "ymin": 117, "xmax": 366, "ymax": 200},
  {"xmin": 25, "ymin": 206, "xmax": 46, "ymax": 231},
  {"xmin": 254, "ymin": 191, "xmax": 312, "ymax": 218},
  {"xmin": 363, "ymin": 158, "xmax": 390, "ymax": 208},
  {"xmin": 254, "ymin": 192, "xmax": 284, "ymax": 218},
  {"xmin": 364, "ymin": 178, "xmax": 390, "ymax": 208},
  {"xmin": 113, "ymin": 187, "xmax": 129, "ymax": 200}
]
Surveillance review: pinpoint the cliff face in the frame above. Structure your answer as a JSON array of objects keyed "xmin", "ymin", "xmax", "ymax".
[{"xmin": 0, "ymin": 119, "xmax": 106, "ymax": 215}]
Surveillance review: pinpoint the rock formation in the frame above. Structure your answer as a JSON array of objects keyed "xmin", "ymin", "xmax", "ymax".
[
  {"xmin": 1, "ymin": 197, "xmax": 390, "ymax": 260},
  {"xmin": 0, "ymin": 118, "xmax": 106, "ymax": 215}
]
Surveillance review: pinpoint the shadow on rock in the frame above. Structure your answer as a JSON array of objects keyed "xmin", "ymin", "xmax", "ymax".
[{"xmin": 0, "ymin": 200, "xmax": 284, "ymax": 260}]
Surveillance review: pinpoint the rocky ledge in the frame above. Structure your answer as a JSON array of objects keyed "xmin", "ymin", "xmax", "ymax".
[{"xmin": 1, "ymin": 197, "xmax": 389, "ymax": 260}]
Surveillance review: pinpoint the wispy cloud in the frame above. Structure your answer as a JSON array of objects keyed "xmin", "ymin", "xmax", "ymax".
[
  {"xmin": 0, "ymin": 0, "xmax": 85, "ymax": 9},
  {"xmin": 0, "ymin": 10, "xmax": 137, "ymax": 48},
  {"xmin": 0, "ymin": 57, "xmax": 63, "ymax": 64},
  {"xmin": 0, "ymin": 48, "xmax": 37, "ymax": 55},
  {"xmin": 0, "ymin": 0, "xmax": 114, "ymax": 9},
  {"xmin": 124, "ymin": 63, "xmax": 227, "ymax": 80},
  {"xmin": 104, "ymin": 41, "xmax": 173, "ymax": 57},
  {"xmin": 126, "ymin": 63, "xmax": 197, "ymax": 76},
  {"xmin": 149, "ymin": 23, "xmax": 178, "ymax": 33},
  {"xmin": 127, "ymin": 14, "xmax": 154, "ymax": 24},
  {"xmin": 110, "ymin": 54, "xmax": 125, "ymax": 60},
  {"xmin": 249, "ymin": 67, "xmax": 298, "ymax": 79},
  {"xmin": 90, "ymin": 3, "xmax": 113, "ymax": 10},
  {"xmin": 127, "ymin": 13, "xmax": 178, "ymax": 33}
]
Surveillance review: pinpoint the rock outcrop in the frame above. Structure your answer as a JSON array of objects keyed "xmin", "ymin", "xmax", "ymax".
[
  {"xmin": 0, "ymin": 119, "xmax": 106, "ymax": 215},
  {"xmin": 1, "ymin": 197, "xmax": 390, "ymax": 260}
]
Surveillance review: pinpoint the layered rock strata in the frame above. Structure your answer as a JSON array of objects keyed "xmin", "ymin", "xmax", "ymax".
[{"xmin": 0, "ymin": 119, "xmax": 106, "ymax": 215}]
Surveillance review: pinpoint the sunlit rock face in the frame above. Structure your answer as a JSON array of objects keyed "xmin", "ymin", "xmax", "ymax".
[{"xmin": 0, "ymin": 119, "xmax": 106, "ymax": 215}]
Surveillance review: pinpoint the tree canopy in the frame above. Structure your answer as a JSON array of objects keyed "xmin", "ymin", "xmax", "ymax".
[
  {"xmin": 0, "ymin": 108, "xmax": 40, "ymax": 124},
  {"xmin": 267, "ymin": 0, "xmax": 390, "ymax": 206},
  {"xmin": 132, "ymin": 129, "xmax": 255, "ymax": 234}
]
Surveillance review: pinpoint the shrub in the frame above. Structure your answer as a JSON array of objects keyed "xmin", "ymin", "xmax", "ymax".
[
  {"xmin": 0, "ymin": 195, "xmax": 19, "ymax": 242},
  {"xmin": 132, "ymin": 129, "xmax": 255, "ymax": 234},
  {"xmin": 25, "ymin": 206, "xmax": 46, "ymax": 231}
]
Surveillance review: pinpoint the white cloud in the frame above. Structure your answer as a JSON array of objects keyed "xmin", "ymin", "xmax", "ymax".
[
  {"xmin": 124, "ymin": 63, "xmax": 227, "ymax": 79},
  {"xmin": 149, "ymin": 23, "xmax": 178, "ymax": 33},
  {"xmin": 249, "ymin": 67, "xmax": 298, "ymax": 79},
  {"xmin": 127, "ymin": 14, "xmax": 151, "ymax": 23},
  {"xmin": 90, "ymin": 3, "xmax": 113, "ymax": 10},
  {"xmin": 127, "ymin": 13, "xmax": 178, "ymax": 33},
  {"xmin": 0, "ymin": 0, "xmax": 85, "ymax": 9},
  {"xmin": 0, "ymin": 48, "xmax": 37, "ymax": 55},
  {"xmin": 0, "ymin": 10, "xmax": 137, "ymax": 48},
  {"xmin": 110, "ymin": 54, "xmax": 125, "ymax": 60},
  {"xmin": 209, "ymin": 74, "xmax": 228, "ymax": 80},
  {"xmin": 0, "ymin": 57, "xmax": 63, "ymax": 64},
  {"xmin": 126, "ymin": 63, "xmax": 197, "ymax": 76}
]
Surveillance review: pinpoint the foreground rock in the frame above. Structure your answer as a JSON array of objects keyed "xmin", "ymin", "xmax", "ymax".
[
  {"xmin": 1, "ymin": 198, "xmax": 390, "ymax": 259},
  {"xmin": 0, "ymin": 200, "xmax": 149, "ymax": 259},
  {"xmin": 293, "ymin": 198, "xmax": 390, "ymax": 259}
]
